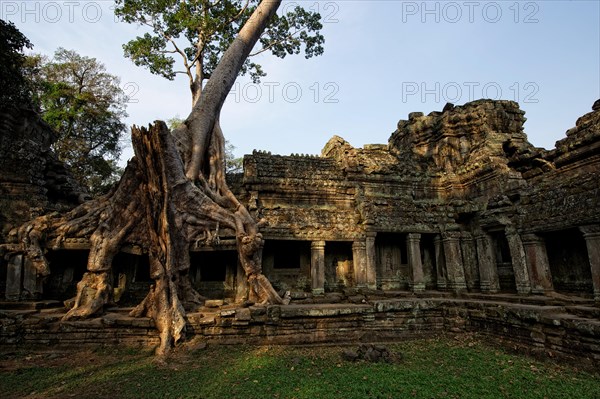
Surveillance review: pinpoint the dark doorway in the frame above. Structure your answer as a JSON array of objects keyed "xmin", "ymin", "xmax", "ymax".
[
  {"xmin": 490, "ymin": 232, "xmax": 517, "ymax": 293},
  {"xmin": 262, "ymin": 240, "xmax": 311, "ymax": 292},
  {"xmin": 190, "ymin": 251, "xmax": 238, "ymax": 299},
  {"xmin": 420, "ymin": 234, "xmax": 438, "ymax": 290},
  {"xmin": 112, "ymin": 252, "xmax": 151, "ymax": 306},
  {"xmin": 544, "ymin": 229, "xmax": 593, "ymax": 296},
  {"xmin": 43, "ymin": 249, "xmax": 88, "ymax": 301}
]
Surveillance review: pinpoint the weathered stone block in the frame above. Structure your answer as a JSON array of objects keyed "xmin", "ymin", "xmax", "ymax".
[
  {"xmin": 205, "ymin": 299, "xmax": 224, "ymax": 308},
  {"xmin": 235, "ymin": 308, "xmax": 252, "ymax": 321}
]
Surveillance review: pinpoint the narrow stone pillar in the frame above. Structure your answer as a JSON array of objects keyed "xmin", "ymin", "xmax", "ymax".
[
  {"xmin": 580, "ymin": 225, "xmax": 600, "ymax": 301},
  {"xmin": 5, "ymin": 254, "xmax": 23, "ymax": 301},
  {"xmin": 407, "ymin": 233, "xmax": 425, "ymax": 292},
  {"xmin": 442, "ymin": 232, "xmax": 467, "ymax": 292},
  {"xmin": 352, "ymin": 241, "xmax": 367, "ymax": 288},
  {"xmin": 521, "ymin": 233, "xmax": 553, "ymax": 294},
  {"xmin": 460, "ymin": 232, "xmax": 479, "ymax": 291},
  {"xmin": 365, "ymin": 233, "xmax": 377, "ymax": 289},
  {"xmin": 433, "ymin": 235, "xmax": 447, "ymax": 290},
  {"xmin": 505, "ymin": 226, "xmax": 531, "ymax": 294},
  {"xmin": 475, "ymin": 232, "xmax": 500, "ymax": 293},
  {"xmin": 311, "ymin": 241, "xmax": 326, "ymax": 295},
  {"xmin": 22, "ymin": 257, "xmax": 44, "ymax": 300}
]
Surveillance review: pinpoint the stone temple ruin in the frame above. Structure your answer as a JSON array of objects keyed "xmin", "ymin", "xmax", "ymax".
[{"xmin": 1, "ymin": 99, "xmax": 600, "ymax": 366}]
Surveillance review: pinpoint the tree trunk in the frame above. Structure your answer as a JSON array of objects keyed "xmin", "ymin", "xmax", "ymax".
[
  {"xmin": 181, "ymin": 0, "xmax": 282, "ymax": 179},
  {"xmin": 15, "ymin": 0, "xmax": 284, "ymax": 356}
]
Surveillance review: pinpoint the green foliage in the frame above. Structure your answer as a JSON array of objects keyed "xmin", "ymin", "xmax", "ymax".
[
  {"xmin": 115, "ymin": 0, "xmax": 324, "ymax": 98},
  {"xmin": 26, "ymin": 48, "xmax": 127, "ymax": 195},
  {"xmin": 123, "ymin": 33, "xmax": 176, "ymax": 80},
  {"xmin": 0, "ymin": 19, "xmax": 33, "ymax": 108},
  {"xmin": 166, "ymin": 115, "xmax": 185, "ymax": 130},
  {"xmin": 225, "ymin": 140, "xmax": 243, "ymax": 174},
  {"xmin": 1, "ymin": 337, "xmax": 599, "ymax": 399}
]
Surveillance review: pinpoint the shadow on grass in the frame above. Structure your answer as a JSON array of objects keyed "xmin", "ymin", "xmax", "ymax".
[{"xmin": 1, "ymin": 337, "xmax": 599, "ymax": 399}]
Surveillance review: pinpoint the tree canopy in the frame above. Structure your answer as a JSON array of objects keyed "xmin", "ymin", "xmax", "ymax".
[
  {"xmin": 115, "ymin": 0, "xmax": 324, "ymax": 104},
  {"xmin": 26, "ymin": 49, "xmax": 127, "ymax": 195},
  {"xmin": 0, "ymin": 19, "xmax": 33, "ymax": 108}
]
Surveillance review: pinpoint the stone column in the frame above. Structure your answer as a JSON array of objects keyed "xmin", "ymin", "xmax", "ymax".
[
  {"xmin": 521, "ymin": 233, "xmax": 553, "ymax": 294},
  {"xmin": 460, "ymin": 232, "xmax": 480, "ymax": 291},
  {"xmin": 5, "ymin": 254, "xmax": 23, "ymax": 301},
  {"xmin": 352, "ymin": 240, "xmax": 367, "ymax": 288},
  {"xmin": 442, "ymin": 232, "xmax": 467, "ymax": 292},
  {"xmin": 434, "ymin": 235, "xmax": 447, "ymax": 290},
  {"xmin": 505, "ymin": 226, "xmax": 531, "ymax": 295},
  {"xmin": 580, "ymin": 225, "xmax": 600, "ymax": 301},
  {"xmin": 407, "ymin": 233, "xmax": 425, "ymax": 292},
  {"xmin": 365, "ymin": 233, "xmax": 377, "ymax": 289},
  {"xmin": 311, "ymin": 241, "xmax": 326, "ymax": 295},
  {"xmin": 22, "ymin": 257, "xmax": 44, "ymax": 300},
  {"xmin": 475, "ymin": 232, "xmax": 500, "ymax": 293}
]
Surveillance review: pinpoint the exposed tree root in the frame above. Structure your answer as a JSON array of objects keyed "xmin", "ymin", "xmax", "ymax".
[
  {"xmin": 12, "ymin": 0, "xmax": 284, "ymax": 356},
  {"xmin": 15, "ymin": 120, "xmax": 280, "ymax": 354}
]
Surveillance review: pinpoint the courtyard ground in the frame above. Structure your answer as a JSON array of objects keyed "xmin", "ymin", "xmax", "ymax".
[{"xmin": 1, "ymin": 333, "xmax": 599, "ymax": 399}]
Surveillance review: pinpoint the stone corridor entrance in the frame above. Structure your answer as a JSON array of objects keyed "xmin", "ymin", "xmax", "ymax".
[{"xmin": 543, "ymin": 229, "xmax": 593, "ymax": 296}]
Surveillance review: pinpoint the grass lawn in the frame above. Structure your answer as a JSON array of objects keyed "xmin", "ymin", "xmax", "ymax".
[{"xmin": 1, "ymin": 334, "xmax": 598, "ymax": 399}]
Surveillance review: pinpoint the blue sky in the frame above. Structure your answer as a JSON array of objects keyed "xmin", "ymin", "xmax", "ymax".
[{"xmin": 4, "ymin": 1, "xmax": 599, "ymax": 164}]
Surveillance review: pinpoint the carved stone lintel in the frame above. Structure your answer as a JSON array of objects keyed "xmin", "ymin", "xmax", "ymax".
[{"xmin": 580, "ymin": 225, "xmax": 600, "ymax": 238}]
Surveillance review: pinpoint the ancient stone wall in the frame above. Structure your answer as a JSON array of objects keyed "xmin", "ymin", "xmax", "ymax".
[
  {"xmin": 239, "ymin": 99, "xmax": 600, "ymax": 298},
  {"xmin": 0, "ymin": 106, "xmax": 86, "ymax": 241},
  {"xmin": 516, "ymin": 107, "xmax": 600, "ymax": 232},
  {"xmin": 0, "ymin": 106, "xmax": 87, "ymax": 300},
  {"xmin": 2, "ymin": 297, "xmax": 599, "ymax": 368},
  {"xmin": 243, "ymin": 150, "xmax": 362, "ymax": 241}
]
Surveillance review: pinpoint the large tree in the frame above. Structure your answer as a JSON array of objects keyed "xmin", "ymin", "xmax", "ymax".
[
  {"xmin": 16, "ymin": 0, "xmax": 319, "ymax": 356},
  {"xmin": 26, "ymin": 49, "xmax": 127, "ymax": 195}
]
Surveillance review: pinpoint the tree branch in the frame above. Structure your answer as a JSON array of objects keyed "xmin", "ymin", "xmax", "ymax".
[
  {"xmin": 249, "ymin": 29, "xmax": 302, "ymax": 57},
  {"xmin": 221, "ymin": 0, "xmax": 250, "ymax": 29},
  {"xmin": 164, "ymin": 34, "xmax": 195, "ymax": 88}
]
